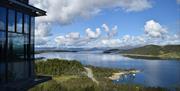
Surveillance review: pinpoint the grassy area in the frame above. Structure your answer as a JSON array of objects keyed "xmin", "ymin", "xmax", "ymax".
[
  {"xmin": 121, "ymin": 45, "xmax": 180, "ymax": 60},
  {"xmin": 104, "ymin": 45, "xmax": 180, "ymax": 60},
  {"xmin": 35, "ymin": 59, "xmax": 85, "ymax": 76},
  {"xmin": 53, "ymin": 75, "xmax": 79, "ymax": 83},
  {"xmin": 122, "ymin": 54, "xmax": 169, "ymax": 60},
  {"xmin": 122, "ymin": 53, "xmax": 180, "ymax": 60},
  {"xmin": 29, "ymin": 59, "xmax": 174, "ymax": 91}
]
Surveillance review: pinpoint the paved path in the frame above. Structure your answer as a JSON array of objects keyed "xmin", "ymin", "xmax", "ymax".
[{"xmin": 84, "ymin": 67, "xmax": 99, "ymax": 85}]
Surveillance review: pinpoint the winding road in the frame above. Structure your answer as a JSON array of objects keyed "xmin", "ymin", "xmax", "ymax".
[{"xmin": 84, "ymin": 67, "xmax": 99, "ymax": 85}]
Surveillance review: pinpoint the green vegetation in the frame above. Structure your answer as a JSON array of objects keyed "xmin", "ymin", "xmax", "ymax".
[
  {"xmin": 121, "ymin": 45, "xmax": 180, "ymax": 55},
  {"xmin": 104, "ymin": 49, "xmax": 122, "ymax": 53},
  {"xmin": 35, "ymin": 59, "xmax": 84, "ymax": 76},
  {"xmin": 29, "ymin": 59, "xmax": 173, "ymax": 91},
  {"xmin": 104, "ymin": 45, "xmax": 180, "ymax": 60},
  {"xmin": 121, "ymin": 45, "xmax": 180, "ymax": 60}
]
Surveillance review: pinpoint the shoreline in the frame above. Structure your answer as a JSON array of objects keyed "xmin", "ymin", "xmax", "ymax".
[
  {"xmin": 122, "ymin": 54, "xmax": 180, "ymax": 60},
  {"xmin": 109, "ymin": 70, "xmax": 140, "ymax": 80},
  {"xmin": 35, "ymin": 51, "xmax": 180, "ymax": 61}
]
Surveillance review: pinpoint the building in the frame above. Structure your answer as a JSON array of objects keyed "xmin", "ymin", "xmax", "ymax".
[{"xmin": 0, "ymin": 0, "xmax": 51, "ymax": 90}]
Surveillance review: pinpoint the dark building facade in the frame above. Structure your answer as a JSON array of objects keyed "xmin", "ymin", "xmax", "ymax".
[{"xmin": 0, "ymin": 0, "xmax": 50, "ymax": 90}]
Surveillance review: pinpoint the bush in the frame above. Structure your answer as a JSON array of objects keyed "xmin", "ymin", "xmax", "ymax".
[{"xmin": 35, "ymin": 59, "xmax": 85, "ymax": 76}]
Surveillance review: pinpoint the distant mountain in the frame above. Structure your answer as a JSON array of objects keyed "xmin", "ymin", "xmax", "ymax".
[
  {"xmin": 121, "ymin": 45, "xmax": 180, "ymax": 55},
  {"xmin": 35, "ymin": 47, "xmax": 106, "ymax": 54},
  {"xmin": 104, "ymin": 45, "xmax": 180, "ymax": 60},
  {"xmin": 35, "ymin": 47, "xmax": 78, "ymax": 54},
  {"xmin": 103, "ymin": 49, "xmax": 123, "ymax": 53}
]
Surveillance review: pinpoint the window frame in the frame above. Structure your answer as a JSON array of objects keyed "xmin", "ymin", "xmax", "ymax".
[{"xmin": 0, "ymin": 6, "xmax": 35, "ymax": 82}]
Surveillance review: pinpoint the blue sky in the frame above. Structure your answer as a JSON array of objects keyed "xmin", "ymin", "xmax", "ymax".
[{"xmin": 31, "ymin": 0, "xmax": 180, "ymax": 48}]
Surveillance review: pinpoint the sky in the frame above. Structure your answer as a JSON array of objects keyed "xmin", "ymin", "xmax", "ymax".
[{"xmin": 30, "ymin": 0, "xmax": 180, "ymax": 48}]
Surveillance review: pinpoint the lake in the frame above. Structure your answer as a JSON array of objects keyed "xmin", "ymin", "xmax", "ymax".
[{"xmin": 35, "ymin": 52, "xmax": 180, "ymax": 89}]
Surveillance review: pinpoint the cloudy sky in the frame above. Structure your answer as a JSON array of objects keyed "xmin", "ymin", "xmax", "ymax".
[{"xmin": 30, "ymin": 0, "xmax": 180, "ymax": 48}]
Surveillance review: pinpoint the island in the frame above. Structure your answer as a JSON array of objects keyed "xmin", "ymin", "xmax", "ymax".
[{"xmin": 35, "ymin": 50, "xmax": 78, "ymax": 54}]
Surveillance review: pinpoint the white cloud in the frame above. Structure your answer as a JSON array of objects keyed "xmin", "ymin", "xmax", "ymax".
[
  {"xmin": 54, "ymin": 36, "xmax": 66, "ymax": 45},
  {"xmin": 162, "ymin": 34, "xmax": 180, "ymax": 45},
  {"xmin": 30, "ymin": 0, "xmax": 152, "ymax": 25},
  {"xmin": 55, "ymin": 29, "xmax": 102, "ymax": 46},
  {"xmin": 118, "ymin": 34, "xmax": 180, "ymax": 47},
  {"xmin": 65, "ymin": 32, "xmax": 80, "ymax": 39},
  {"xmin": 55, "ymin": 32, "xmax": 81, "ymax": 46},
  {"xmin": 144, "ymin": 20, "xmax": 167, "ymax": 38},
  {"xmin": 102, "ymin": 24, "xmax": 118, "ymax": 38},
  {"xmin": 122, "ymin": 35, "xmax": 131, "ymax": 42},
  {"xmin": 54, "ymin": 21, "xmax": 180, "ymax": 48},
  {"xmin": 36, "ymin": 19, "xmax": 180, "ymax": 48},
  {"xmin": 35, "ymin": 23, "xmax": 52, "ymax": 37},
  {"xmin": 100, "ymin": 39, "xmax": 121, "ymax": 47},
  {"xmin": 54, "ymin": 24, "xmax": 120, "ymax": 47},
  {"xmin": 30, "ymin": 0, "xmax": 152, "ymax": 46},
  {"xmin": 120, "ymin": 35, "xmax": 147, "ymax": 46},
  {"xmin": 35, "ymin": 37, "xmax": 49, "ymax": 45},
  {"xmin": 34, "ymin": 22, "xmax": 52, "ymax": 45},
  {"xmin": 109, "ymin": 25, "xmax": 118, "ymax": 38},
  {"xmin": 85, "ymin": 28, "xmax": 101, "ymax": 39},
  {"xmin": 102, "ymin": 24, "xmax": 110, "ymax": 32},
  {"xmin": 90, "ymin": 34, "xmax": 147, "ymax": 48}
]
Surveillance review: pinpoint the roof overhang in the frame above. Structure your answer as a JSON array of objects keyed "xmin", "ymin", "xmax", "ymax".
[{"xmin": 0, "ymin": 0, "xmax": 46, "ymax": 17}]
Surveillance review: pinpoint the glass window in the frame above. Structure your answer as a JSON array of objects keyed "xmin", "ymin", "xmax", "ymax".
[
  {"xmin": 8, "ymin": 33, "xmax": 24, "ymax": 62},
  {"xmin": 8, "ymin": 61, "xmax": 29, "ymax": 81},
  {"xmin": 24, "ymin": 15, "xmax": 29, "ymax": 33},
  {"xmin": 0, "ymin": 7, "xmax": 6, "ymax": 31},
  {"xmin": 0, "ymin": 32, "xmax": 6, "ymax": 62},
  {"xmin": 16, "ymin": 12, "xmax": 23, "ymax": 33},
  {"xmin": 8, "ymin": 10, "xmax": 15, "ymax": 32}
]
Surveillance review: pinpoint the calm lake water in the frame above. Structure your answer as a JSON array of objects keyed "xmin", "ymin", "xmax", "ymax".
[{"xmin": 35, "ymin": 52, "xmax": 180, "ymax": 89}]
